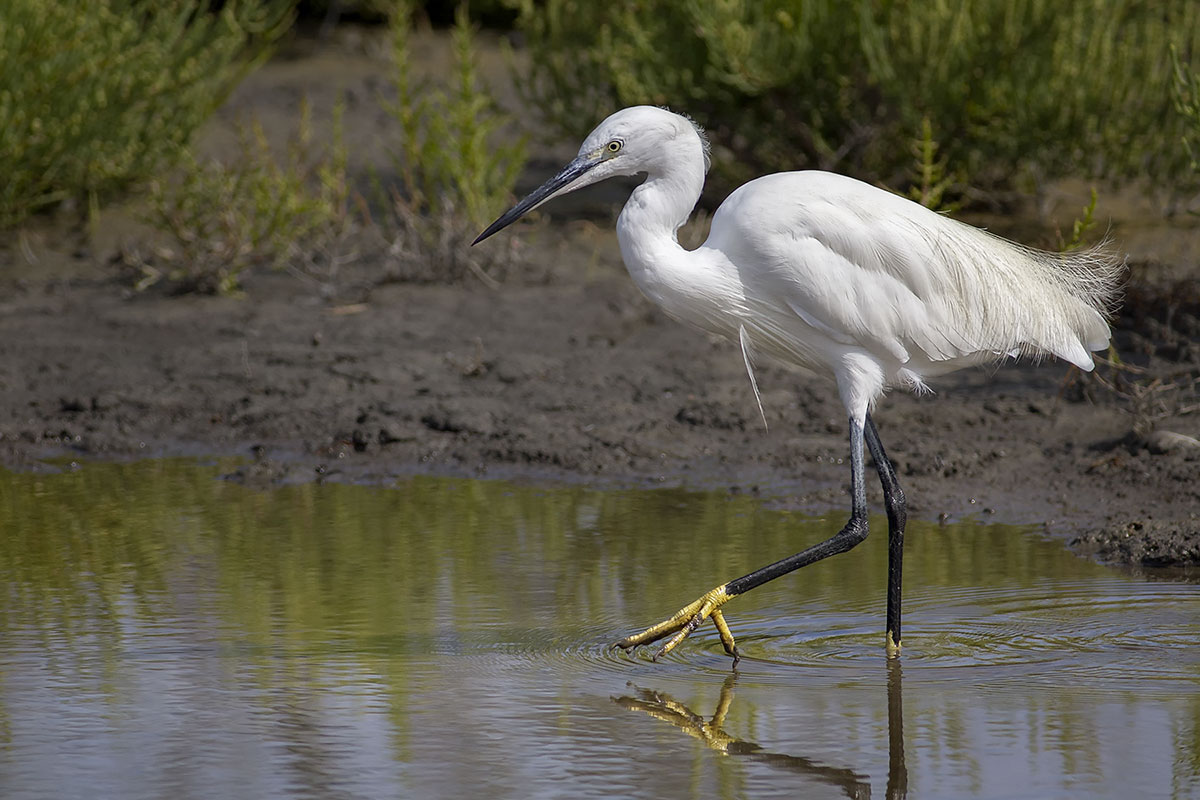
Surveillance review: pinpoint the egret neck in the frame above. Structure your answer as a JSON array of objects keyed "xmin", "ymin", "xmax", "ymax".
[{"xmin": 617, "ymin": 157, "xmax": 708, "ymax": 319}]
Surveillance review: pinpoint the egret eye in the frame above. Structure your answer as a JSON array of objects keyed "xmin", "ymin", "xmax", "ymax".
[{"xmin": 606, "ymin": 139, "xmax": 622, "ymax": 153}]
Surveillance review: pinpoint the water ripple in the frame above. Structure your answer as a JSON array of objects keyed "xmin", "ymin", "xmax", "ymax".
[
  {"xmin": 467, "ymin": 579, "xmax": 1200, "ymax": 693},
  {"xmin": 673, "ymin": 579, "xmax": 1200, "ymax": 692}
]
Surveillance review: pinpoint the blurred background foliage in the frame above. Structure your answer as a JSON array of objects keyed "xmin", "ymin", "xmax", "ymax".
[
  {"xmin": 137, "ymin": 99, "xmax": 353, "ymax": 294},
  {"xmin": 0, "ymin": 0, "xmax": 293, "ymax": 228},
  {"xmin": 514, "ymin": 0, "xmax": 1200, "ymax": 203},
  {"xmin": 370, "ymin": 1, "xmax": 528, "ymax": 285},
  {"xmin": 2, "ymin": 0, "xmax": 1200, "ymax": 286}
]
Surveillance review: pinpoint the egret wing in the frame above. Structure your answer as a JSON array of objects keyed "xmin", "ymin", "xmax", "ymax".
[{"xmin": 707, "ymin": 172, "xmax": 977, "ymax": 366}]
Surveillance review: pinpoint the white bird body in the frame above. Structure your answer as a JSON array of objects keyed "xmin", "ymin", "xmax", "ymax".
[
  {"xmin": 475, "ymin": 105, "xmax": 1124, "ymax": 662},
  {"xmin": 614, "ymin": 143, "xmax": 1117, "ymax": 421}
]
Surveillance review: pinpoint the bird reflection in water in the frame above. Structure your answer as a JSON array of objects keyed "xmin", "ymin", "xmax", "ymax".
[{"xmin": 614, "ymin": 660, "xmax": 907, "ymax": 800}]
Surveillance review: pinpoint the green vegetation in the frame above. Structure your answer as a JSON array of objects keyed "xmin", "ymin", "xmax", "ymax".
[
  {"xmin": 138, "ymin": 100, "xmax": 353, "ymax": 294},
  {"xmin": 906, "ymin": 117, "xmax": 962, "ymax": 212},
  {"xmin": 1058, "ymin": 189, "xmax": 1099, "ymax": 253},
  {"xmin": 0, "ymin": 0, "xmax": 292, "ymax": 228},
  {"xmin": 123, "ymin": 1, "xmax": 528, "ymax": 294},
  {"xmin": 6, "ymin": 1, "xmax": 1199, "ymax": 291},
  {"xmin": 376, "ymin": 2, "xmax": 527, "ymax": 284},
  {"xmin": 1171, "ymin": 44, "xmax": 1200, "ymax": 177},
  {"xmin": 513, "ymin": 0, "xmax": 1200, "ymax": 198}
]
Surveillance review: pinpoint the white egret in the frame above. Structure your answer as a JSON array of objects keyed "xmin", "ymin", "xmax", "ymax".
[{"xmin": 473, "ymin": 106, "xmax": 1123, "ymax": 663}]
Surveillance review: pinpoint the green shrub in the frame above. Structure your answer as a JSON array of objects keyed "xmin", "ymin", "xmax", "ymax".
[
  {"xmin": 1171, "ymin": 44, "xmax": 1200, "ymax": 176},
  {"xmin": 137, "ymin": 100, "xmax": 353, "ymax": 295},
  {"xmin": 0, "ymin": 0, "xmax": 292, "ymax": 228},
  {"xmin": 514, "ymin": 0, "xmax": 1200, "ymax": 200},
  {"xmin": 376, "ymin": 2, "xmax": 527, "ymax": 283},
  {"xmin": 906, "ymin": 117, "xmax": 962, "ymax": 212},
  {"xmin": 1058, "ymin": 189, "xmax": 1099, "ymax": 252}
]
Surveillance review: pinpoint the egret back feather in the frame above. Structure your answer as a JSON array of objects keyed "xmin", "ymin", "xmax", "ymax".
[{"xmin": 704, "ymin": 171, "xmax": 1123, "ymax": 379}]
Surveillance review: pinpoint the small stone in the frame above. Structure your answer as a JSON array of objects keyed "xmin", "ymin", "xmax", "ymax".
[{"xmin": 1144, "ymin": 430, "xmax": 1200, "ymax": 455}]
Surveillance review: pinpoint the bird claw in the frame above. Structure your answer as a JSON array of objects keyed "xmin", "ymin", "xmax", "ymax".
[{"xmin": 614, "ymin": 584, "xmax": 741, "ymax": 665}]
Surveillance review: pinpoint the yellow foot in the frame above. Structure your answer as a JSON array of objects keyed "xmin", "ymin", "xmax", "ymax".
[{"xmin": 613, "ymin": 584, "xmax": 741, "ymax": 664}]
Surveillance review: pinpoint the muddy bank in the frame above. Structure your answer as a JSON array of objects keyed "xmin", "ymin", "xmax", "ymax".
[{"xmin": 1, "ymin": 238, "xmax": 1197, "ymax": 568}]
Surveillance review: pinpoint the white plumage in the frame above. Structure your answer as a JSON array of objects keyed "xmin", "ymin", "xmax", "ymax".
[
  {"xmin": 475, "ymin": 105, "xmax": 1124, "ymax": 662},
  {"xmin": 594, "ymin": 110, "xmax": 1121, "ymax": 422}
]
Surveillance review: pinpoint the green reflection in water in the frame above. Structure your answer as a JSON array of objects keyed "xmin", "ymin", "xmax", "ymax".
[{"xmin": 1, "ymin": 458, "xmax": 1198, "ymax": 800}]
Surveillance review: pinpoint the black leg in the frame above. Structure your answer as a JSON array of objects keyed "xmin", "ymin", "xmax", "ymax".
[
  {"xmin": 865, "ymin": 414, "xmax": 905, "ymax": 655},
  {"xmin": 724, "ymin": 416, "xmax": 869, "ymax": 597},
  {"xmin": 615, "ymin": 415, "xmax": 890, "ymax": 660}
]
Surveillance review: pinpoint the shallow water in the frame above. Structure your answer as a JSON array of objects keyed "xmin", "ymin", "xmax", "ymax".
[{"xmin": 1, "ymin": 459, "xmax": 1198, "ymax": 799}]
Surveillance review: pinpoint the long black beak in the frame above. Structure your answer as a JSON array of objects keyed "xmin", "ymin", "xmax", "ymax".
[{"xmin": 472, "ymin": 155, "xmax": 598, "ymax": 245}]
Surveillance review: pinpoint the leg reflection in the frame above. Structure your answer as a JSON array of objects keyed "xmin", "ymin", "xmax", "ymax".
[
  {"xmin": 614, "ymin": 674, "xmax": 871, "ymax": 799},
  {"xmin": 616, "ymin": 668, "xmax": 908, "ymax": 799},
  {"xmin": 886, "ymin": 658, "xmax": 908, "ymax": 800}
]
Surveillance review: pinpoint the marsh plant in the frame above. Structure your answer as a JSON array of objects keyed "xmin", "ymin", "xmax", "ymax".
[
  {"xmin": 1171, "ymin": 45, "xmax": 1200, "ymax": 179},
  {"xmin": 138, "ymin": 100, "xmax": 355, "ymax": 295},
  {"xmin": 906, "ymin": 117, "xmax": 963, "ymax": 213},
  {"xmin": 375, "ymin": 2, "xmax": 527, "ymax": 284},
  {"xmin": 0, "ymin": 0, "xmax": 291, "ymax": 228},
  {"xmin": 514, "ymin": 0, "xmax": 1200, "ymax": 202}
]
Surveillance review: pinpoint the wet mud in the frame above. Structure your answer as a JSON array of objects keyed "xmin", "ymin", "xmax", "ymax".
[{"xmin": 2, "ymin": 250, "xmax": 1197, "ymax": 567}]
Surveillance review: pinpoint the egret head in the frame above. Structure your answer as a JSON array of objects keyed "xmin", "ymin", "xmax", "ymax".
[{"xmin": 473, "ymin": 106, "xmax": 708, "ymax": 245}]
